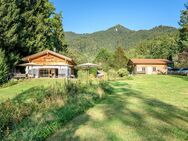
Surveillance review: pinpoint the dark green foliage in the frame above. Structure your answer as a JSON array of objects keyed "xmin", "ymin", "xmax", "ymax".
[
  {"xmin": 65, "ymin": 48, "xmax": 87, "ymax": 64},
  {"xmin": 89, "ymin": 68, "xmax": 97, "ymax": 76},
  {"xmin": 50, "ymin": 13, "xmax": 67, "ymax": 52},
  {"xmin": 179, "ymin": 2, "xmax": 188, "ymax": 51},
  {"xmin": 0, "ymin": 0, "xmax": 66, "ymax": 69},
  {"xmin": 113, "ymin": 47, "xmax": 129, "ymax": 70},
  {"xmin": 136, "ymin": 33, "xmax": 179, "ymax": 60},
  {"xmin": 94, "ymin": 47, "xmax": 128, "ymax": 72},
  {"xmin": 177, "ymin": 2, "xmax": 188, "ymax": 67},
  {"xmin": 94, "ymin": 48, "xmax": 113, "ymax": 71},
  {"xmin": 65, "ymin": 25, "xmax": 178, "ymax": 61},
  {"xmin": 117, "ymin": 68, "xmax": 129, "ymax": 77},
  {"xmin": 0, "ymin": 50, "xmax": 9, "ymax": 85},
  {"xmin": 99, "ymin": 81, "xmax": 114, "ymax": 94},
  {"xmin": 176, "ymin": 48, "xmax": 188, "ymax": 67}
]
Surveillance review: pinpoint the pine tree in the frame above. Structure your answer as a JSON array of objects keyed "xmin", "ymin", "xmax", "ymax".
[
  {"xmin": 51, "ymin": 13, "xmax": 67, "ymax": 52},
  {"xmin": 0, "ymin": 49, "xmax": 8, "ymax": 85},
  {"xmin": 113, "ymin": 47, "xmax": 129, "ymax": 70},
  {"xmin": 0, "ymin": 0, "xmax": 66, "ymax": 68},
  {"xmin": 20, "ymin": 0, "xmax": 66, "ymax": 53},
  {"xmin": 177, "ymin": 2, "xmax": 188, "ymax": 67},
  {"xmin": 179, "ymin": 2, "xmax": 188, "ymax": 51},
  {"xmin": 0, "ymin": 0, "xmax": 21, "ymax": 66}
]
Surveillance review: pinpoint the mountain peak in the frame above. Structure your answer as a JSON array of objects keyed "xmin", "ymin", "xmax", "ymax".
[
  {"xmin": 114, "ymin": 24, "xmax": 125, "ymax": 28},
  {"xmin": 107, "ymin": 24, "xmax": 132, "ymax": 32}
]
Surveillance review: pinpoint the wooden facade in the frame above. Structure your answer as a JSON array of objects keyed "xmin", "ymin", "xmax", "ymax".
[{"xmin": 18, "ymin": 50, "xmax": 76, "ymax": 78}]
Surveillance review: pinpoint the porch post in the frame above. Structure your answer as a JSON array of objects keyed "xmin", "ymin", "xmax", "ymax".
[{"xmin": 25, "ymin": 66, "xmax": 29, "ymax": 75}]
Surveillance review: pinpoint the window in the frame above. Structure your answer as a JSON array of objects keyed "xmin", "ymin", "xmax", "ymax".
[
  {"xmin": 39, "ymin": 69, "xmax": 48, "ymax": 77},
  {"xmin": 153, "ymin": 67, "xmax": 157, "ymax": 72},
  {"xmin": 142, "ymin": 67, "xmax": 145, "ymax": 72}
]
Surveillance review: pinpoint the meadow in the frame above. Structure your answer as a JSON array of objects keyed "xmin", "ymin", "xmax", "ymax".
[
  {"xmin": 48, "ymin": 75, "xmax": 188, "ymax": 141},
  {"xmin": 0, "ymin": 75, "xmax": 188, "ymax": 141}
]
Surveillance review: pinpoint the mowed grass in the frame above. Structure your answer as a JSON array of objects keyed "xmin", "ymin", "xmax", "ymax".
[
  {"xmin": 0, "ymin": 79, "xmax": 65, "ymax": 103},
  {"xmin": 48, "ymin": 75, "xmax": 188, "ymax": 141}
]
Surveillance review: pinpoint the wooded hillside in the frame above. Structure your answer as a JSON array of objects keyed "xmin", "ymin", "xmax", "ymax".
[{"xmin": 65, "ymin": 25, "xmax": 178, "ymax": 61}]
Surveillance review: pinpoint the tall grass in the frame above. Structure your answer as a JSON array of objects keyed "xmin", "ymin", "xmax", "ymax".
[{"xmin": 0, "ymin": 80, "xmax": 108, "ymax": 141}]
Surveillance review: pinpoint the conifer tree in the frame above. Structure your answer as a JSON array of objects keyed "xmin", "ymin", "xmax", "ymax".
[
  {"xmin": 0, "ymin": 49, "xmax": 8, "ymax": 85},
  {"xmin": 113, "ymin": 47, "xmax": 129, "ymax": 70},
  {"xmin": 179, "ymin": 2, "xmax": 188, "ymax": 51},
  {"xmin": 178, "ymin": 2, "xmax": 188, "ymax": 67},
  {"xmin": 0, "ymin": 0, "xmax": 66, "ymax": 68}
]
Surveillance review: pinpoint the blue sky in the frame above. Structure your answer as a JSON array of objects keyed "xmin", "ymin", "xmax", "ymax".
[{"xmin": 50, "ymin": 0, "xmax": 187, "ymax": 33}]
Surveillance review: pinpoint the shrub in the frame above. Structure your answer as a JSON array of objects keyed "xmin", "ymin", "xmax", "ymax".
[
  {"xmin": 0, "ymin": 100, "xmax": 34, "ymax": 139},
  {"xmin": 117, "ymin": 68, "xmax": 129, "ymax": 77},
  {"xmin": 89, "ymin": 68, "xmax": 97, "ymax": 77},
  {"xmin": 77, "ymin": 70, "xmax": 88, "ymax": 80},
  {"xmin": 107, "ymin": 69, "xmax": 118, "ymax": 80}
]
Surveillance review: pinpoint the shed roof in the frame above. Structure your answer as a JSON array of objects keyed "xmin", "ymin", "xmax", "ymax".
[{"xmin": 130, "ymin": 59, "xmax": 172, "ymax": 65}]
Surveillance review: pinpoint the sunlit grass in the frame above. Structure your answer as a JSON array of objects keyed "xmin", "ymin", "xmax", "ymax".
[
  {"xmin": 0, "ymin": 79, "xmax": 65, "ymax": 103},
  {"xmin": 48, "ymin": 75, "xmax": 188, "ymax": 141}
]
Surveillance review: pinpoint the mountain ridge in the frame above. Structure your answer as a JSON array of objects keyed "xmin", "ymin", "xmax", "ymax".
[
  {"xmin": 65, "ymin": 24, "xmax": 178, "ymax": 61},
  {"xmin": 65, "ymin": 24, "xmax": 177, "ymax": 34}
]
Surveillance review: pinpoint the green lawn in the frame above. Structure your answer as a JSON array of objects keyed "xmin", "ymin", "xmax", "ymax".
[
  {"xmin": 48, "ymin": 75, "xmax": 188, "ymax": 141},
  {"xmin": 0, "ymin": 79, "xmax": 64, "ymax": 103}
]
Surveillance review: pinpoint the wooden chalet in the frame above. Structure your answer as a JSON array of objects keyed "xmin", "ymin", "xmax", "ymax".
[{"xmin": 17, "ymin": 50, "xmax": 76, "ymax": 78}]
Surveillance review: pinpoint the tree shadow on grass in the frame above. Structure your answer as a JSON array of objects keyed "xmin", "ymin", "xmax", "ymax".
[
  {"xmin": 169, "ymin": 75, "xmax": 188, "ymax": 81},
  {"xmin": 110, "ymin": 81, "xmax": 130, "ymax": 87},
  {"xmin": 12, "ymin": 86, "xmax": 47, "ymax": 103},
  {"xmin": 48, "ymin": 82, "xmax": 188, "ymax": 141},
  {"xmin": 103, "ymin": 85, "xmax": 188, "ymax": 141}
]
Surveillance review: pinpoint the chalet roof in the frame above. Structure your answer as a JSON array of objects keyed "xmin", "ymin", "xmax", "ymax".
[
  {"xmin": 129, "ymin": 59, "xmax": 172, "ymax": 65},
  {"xmin": 22, "ymin": 50, "xmax": 76, "ymax": 64},
  {"xmin": 17, "ymin": 63, "xmax": 38, "ymax": 66}
]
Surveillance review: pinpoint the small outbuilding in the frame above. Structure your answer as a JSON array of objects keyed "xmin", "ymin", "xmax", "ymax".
[
  {"xmin": 17, "ymin": 50, "xmax": 76, "ymax": 78},
  {"xmin": 128, "ymin": 59, "xmax": 172, "ymax": 74}
]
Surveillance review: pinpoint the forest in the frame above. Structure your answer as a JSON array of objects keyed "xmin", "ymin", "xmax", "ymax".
[
  {"xmin": 65, "ymin": 25, "xmax": 178, "ymax": 62},
  {"xmin": 0, "ymin": 0, "xmax": 188, "ymax": 84}
]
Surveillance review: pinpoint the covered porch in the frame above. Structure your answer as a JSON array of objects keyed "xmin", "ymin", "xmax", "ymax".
[{"xmin": 16, "ymin": 63, "xmax": 72, "ymax": 78}]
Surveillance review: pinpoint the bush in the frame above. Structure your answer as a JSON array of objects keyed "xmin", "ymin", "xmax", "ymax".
[
  {"xmin": 107, "ymin": 69, "xmax": 118, "ymax": 80},
  {"xmin": 117, "ymin": 68, "xmax": 129, "ymax": 77},
  {"xmin": 77, "ymin": 70, "xmax": 88, "ymax": 80},
  {"xmin": 89, "ymin": 68, "xmax": 97, "ymax": 77},
  {"xmin": 0, "ymin": 100, "xmax": 34, "ymax": 139}
]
